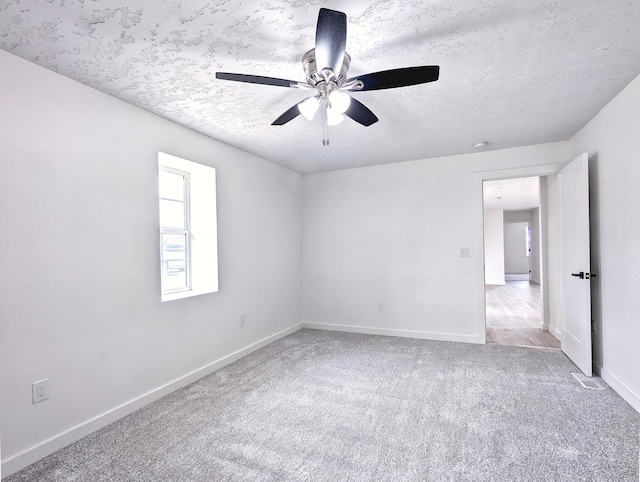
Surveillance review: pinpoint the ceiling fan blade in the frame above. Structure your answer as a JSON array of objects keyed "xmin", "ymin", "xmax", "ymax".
[
  {"xmin": 315, "ymin": 8, "xmax": 347, "ymax": 80},
  {"xmin": 344, "ymin": 98, "xmax": 378, "ymax": 126},
  {"xmin": 271, "ymin": 103, "xmax": 303, "ymax": 126},
  {"xmin": 216, "ymin": 72, "xmax": 297, "ymax": 88},
  {"xmin": 347, "ymin": 66, "xmax": 440, "ymax": 91}
]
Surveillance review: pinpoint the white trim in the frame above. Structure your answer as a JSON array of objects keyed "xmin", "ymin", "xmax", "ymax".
[
  {"xmin": 1, "ymin": 323, "xmax": 303, "ymax": 477},
  {"xmin": 159, "ymin": 166, "xmax": 192, "ymax": 296},
  {"xmin": 594, "ymin": 363, "xmax": 640, "ymax": 414},
  {"xmin": 476, "ymin": 163, "xmax": 566, "ymax": 345},
  {"xmin": 503, "ymin": 218, "xmax": 533, "ymax": 223},
  {"xmin": 302, "ymin": 322, "xmax": 478, "ymax": 344},
  {"xmin": 158, "ymin": 152, "xmax": 218, "ymax": 302},
  {"xmin": 548, "ymin": 324, "xmax": 562, "ymax": 341}
]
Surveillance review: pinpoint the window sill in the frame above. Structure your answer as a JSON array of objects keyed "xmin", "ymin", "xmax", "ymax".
[{"xmin": 161, "ymin": 287, "xmax": 217, "ymax": 303}]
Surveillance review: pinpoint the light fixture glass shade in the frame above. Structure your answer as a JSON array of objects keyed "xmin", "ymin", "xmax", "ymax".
[
  {"xmin": 328, "ymin": 90, "xmax": 351, "ymax": 114},
  {"xmin": 298, "ymin": 97, "xmax": 320, "ymax": 120},
  {"xmin": 326, "ymin": 108, "xmax": 345, "ymax": 125}
]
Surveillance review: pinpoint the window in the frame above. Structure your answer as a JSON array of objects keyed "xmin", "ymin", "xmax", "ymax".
[
  {"xmin": 158, "ymin": 152, "xmax": 218, "ymax": 302},
  {"xmin": 159, "ymin": 168, "xmax": 191, "ymax": 294}
]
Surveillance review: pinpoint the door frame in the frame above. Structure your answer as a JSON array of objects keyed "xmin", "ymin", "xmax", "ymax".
[{"xmin": 475, "ymin": 162, "xmax": 566, "ymax": 344}]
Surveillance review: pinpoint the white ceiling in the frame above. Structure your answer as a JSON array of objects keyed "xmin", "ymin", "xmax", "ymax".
[
  {"xmin": 2, "ymin": 1, "xmax": 640, "ymax": 174},
  {"xmin": 483, "ymin": 177, "xmax": 540, "ymax": 211}
]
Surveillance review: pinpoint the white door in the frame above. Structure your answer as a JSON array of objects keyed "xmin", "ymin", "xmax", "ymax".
[{"xmin": 559, "ymin": 153, "xmax": 592, "ymax": 376}]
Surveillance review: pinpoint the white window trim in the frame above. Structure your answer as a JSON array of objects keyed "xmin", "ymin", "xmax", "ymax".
[
  {"xmin": 159, "ymin": 166, "xmax": 192, "ymax": 296},
  {"xmin": 158, "ymin": 152, "xmax": 218, "ymax": 302}
]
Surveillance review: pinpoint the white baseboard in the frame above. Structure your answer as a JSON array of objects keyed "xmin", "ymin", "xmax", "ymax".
[
  {"xmin": 302, "ymin": 322, "xmax": 478, "ymax": 344},
  {"xmin": 548, "ymin": 325, "xmax": 562, "ymax": 340},
  {"xmin": 1, "ymin": 323, "xmax": 303, "ymax": 478},
  {"xmin": 530, "ymin": 278, "xmax": 541, "ymax": 285},
  {"xmin": 594, "ymin": 363, "xmax": 640, "ymax": 414}
]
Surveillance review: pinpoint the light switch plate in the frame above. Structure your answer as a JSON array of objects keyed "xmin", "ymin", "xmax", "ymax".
[{"xmin": 459, "ymin": 248, "xmax": 471, "ymax": 258}]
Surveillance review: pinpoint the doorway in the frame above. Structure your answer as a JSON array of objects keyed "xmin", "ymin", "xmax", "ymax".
[{"xmin": 482, "ymin": 177, "xmax": 560, "ymax": 348}]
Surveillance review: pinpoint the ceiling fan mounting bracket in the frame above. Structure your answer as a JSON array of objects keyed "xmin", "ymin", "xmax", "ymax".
[{"xmin": 302, "ymin": 49, "xmax": 351, "ymax": 87}]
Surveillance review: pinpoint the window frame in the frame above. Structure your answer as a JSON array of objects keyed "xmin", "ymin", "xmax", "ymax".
[
  {"xmin": 158, "ymin": 151, "xmax": 218, "ymax": 302},
  {"xmin": 159, "ymin": 166, "xmax": 192, "ymax": 295}
]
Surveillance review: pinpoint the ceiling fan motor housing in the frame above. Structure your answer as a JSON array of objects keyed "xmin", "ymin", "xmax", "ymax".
[{"xmin": 302, "ymin": 49, "xmax": 351, "ymax": 87}]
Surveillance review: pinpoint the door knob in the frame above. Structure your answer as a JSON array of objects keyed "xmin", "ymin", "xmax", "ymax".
[{"xmin": 571, "ymin": 272, "xmax": 585, "ymax": 279}]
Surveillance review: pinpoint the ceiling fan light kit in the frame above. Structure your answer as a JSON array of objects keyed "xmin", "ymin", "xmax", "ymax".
[
  {"xmin": 298, "ymin": 96, "xmax": 320, "ymax": 121},
  {"xmin": 215, "ymin": 8, "xmax": 440, "ymax": 146}
]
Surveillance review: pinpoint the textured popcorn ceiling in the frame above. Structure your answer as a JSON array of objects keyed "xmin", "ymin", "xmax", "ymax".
[
  {"xmin": 1, "ymin": 1, "xmax": 640, "ymax": 173},
  {"xmin": 483, "ymin": 177, "xmax": 540, "ymax": 211}
]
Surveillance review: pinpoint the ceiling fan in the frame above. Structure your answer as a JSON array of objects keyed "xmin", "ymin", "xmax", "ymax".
[{"xmin": 216, "ymin": 8, "xmax": 440, "ymax": 146}]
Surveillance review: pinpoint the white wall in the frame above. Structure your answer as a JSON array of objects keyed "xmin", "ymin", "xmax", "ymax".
[
  {"xmin": 530, "ymin": 208, "xmax": 541, "ymax": 284},
  {"xmin": 302, "ymin": 142, "xmax": 570, "ymax": 343},
  {"xmin": 503, "ymin": 221, "xmax": 530, "ymax": 274},
  {"xmin": 483, "ymin": 210, "xmax": 505, "ymax": 285},
  {"xmin": 0, "ymin": 51, "xmax": 303, "ymax": 475},
  {"xmin": 544, "ymin": 174, "xmax": 564, "ymax": 339},
  {"xmin": 569, "ymin": 73, "xmax": 640, "ymax": 412}
]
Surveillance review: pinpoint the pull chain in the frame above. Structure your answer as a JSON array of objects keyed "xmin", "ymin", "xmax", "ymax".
[{"xmin": 322, "ymin": 99, "xmax": 330, "ymax": 146}]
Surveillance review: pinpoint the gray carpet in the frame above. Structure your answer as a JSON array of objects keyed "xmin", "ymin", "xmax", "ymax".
[{"xmin": 6, "ymin": 329, "xmax": 640, "ymax": 481}]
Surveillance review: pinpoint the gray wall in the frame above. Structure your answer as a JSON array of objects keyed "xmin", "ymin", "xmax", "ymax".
[{"xmin": 504, "ymin": 221, "xmax": 530, "ymax": 274}]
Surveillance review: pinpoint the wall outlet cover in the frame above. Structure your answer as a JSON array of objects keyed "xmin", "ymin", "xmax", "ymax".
[{"xmin": 32, "ymin": 379, "xmax": 50, "ymax": 404}]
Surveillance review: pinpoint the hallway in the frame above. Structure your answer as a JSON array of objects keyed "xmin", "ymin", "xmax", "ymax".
[{"xmin": 486, "ymin": 281, "xmax": 560, "ymax": 348}]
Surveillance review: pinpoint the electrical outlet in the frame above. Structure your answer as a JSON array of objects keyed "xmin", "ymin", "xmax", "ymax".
[
  {"xmin": 592, "ymin": 319, "xmax": 596, "ymax": 335},
  {"xmin": 240, "ymin": 313, "xmax": 245, "ymax": 327},
  {"xmin": 458, "ymin": 248, "xmax": 471, "ymax": 258},
  {"xmin": 378, "ymin": 302, "xmax": 384, "ymax": 311},
  {"xmin": 32, "ymin": 379, "xmax": 50, "ymax": 404}
]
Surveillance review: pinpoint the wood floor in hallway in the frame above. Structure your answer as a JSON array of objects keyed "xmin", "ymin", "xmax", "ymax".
[{"xmin": 485, "ymin": 281, "xmax": 560, "ymax": 348}]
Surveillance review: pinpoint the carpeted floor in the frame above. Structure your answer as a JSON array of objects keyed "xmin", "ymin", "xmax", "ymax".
[{"xmin": 6, "ymin": 329, "xmax": 640, "ymax": 481}]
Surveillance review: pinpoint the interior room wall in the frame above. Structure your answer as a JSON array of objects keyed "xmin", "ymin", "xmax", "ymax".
[
  {"xmin": 0, "ymin": 50, "xmax": 303, "ymax": 475},
  {"xmin": 503, "ymin": 210, "xmax": 533, "ymax": 222},
  {"xmin": 569, "ymin": 73, "xmax": 640, "ymax": 412},
  {"xmin": 538, "ymin": 177, "xmax": 551, "ymax": 330},
  {"xmin": 503, "ymin": 221, "xmax": 530, "ymax": 275},
  {"xmin": 544, "ymin": 174, "xmax": 564, "ymax": 339},
  {"xmin": 530, "ymin": 208, "xmax": 541, "ymax": 284},
  {"xmin": 302, "ymin": 142, "xmax": 570, "ymax": 343},
  {"xmin": 483, "ymin": 210, "xmax": 505, "ymax": 285}
]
